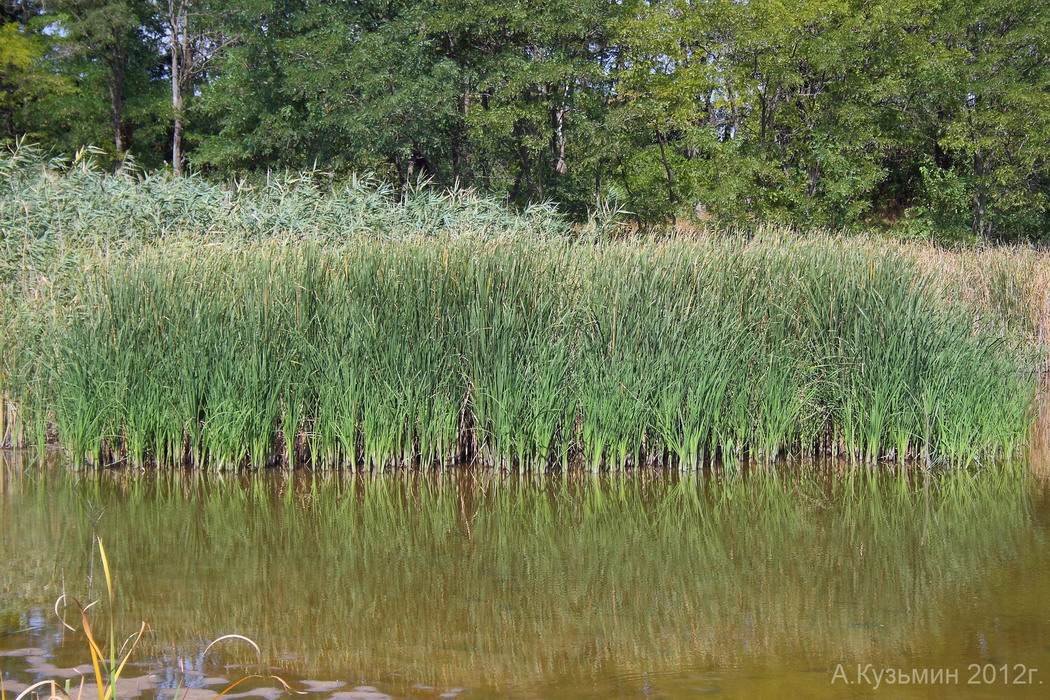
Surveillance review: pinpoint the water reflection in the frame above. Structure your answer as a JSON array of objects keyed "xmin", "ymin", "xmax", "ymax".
[{"xmin": 2, "ymin": 452, "xmax": 1049, "ymax": 698}]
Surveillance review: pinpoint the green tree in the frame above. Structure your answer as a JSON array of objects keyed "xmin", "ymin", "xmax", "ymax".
[
  {"xmin": 0, "ymin": 21, "xmax": 64, "ymax": 138},
  {"xmin": 47, "ymin": 0, "xmax": 163, "ymax": 164},
  {"xmin": 910, "ymin": 0, "xmax": 1050, "ymax": 240},
  {"xmin": 0, "ymin": 0, "xmax": 1045, "ymax": 238},
  {"xmin": 193, "ymin": 0, "xmax": 623, "ymax": 213}
]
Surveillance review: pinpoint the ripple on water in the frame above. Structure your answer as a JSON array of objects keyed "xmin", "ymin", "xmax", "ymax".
[
  {"xmin": 0, "ymin": 647, "xmax": 46, "ymax": 657},
  {"xmin": 301, "ymin": 680, "xmax": 346, "ymax": 692},
  {"xmin": 329, "ymin": 689, "xmax": 392, "ymax": 700}
]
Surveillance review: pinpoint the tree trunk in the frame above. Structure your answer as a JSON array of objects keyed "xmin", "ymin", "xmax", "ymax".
[
  {"xmin": 552, "ymin": 83, "xmax": 569, "ymax": 175},
  {"xmin": 171, "ymin": 34, "xmax": 184, "ymax": 175},
  {"xmin": 807, "ymin": 163, "xmax": 820, "ymax": 197},
  {"xmin": 111, "ymin": 58, "xmax": 126, "ymax": 165},
  {"xmin": 451, "ymin": 81, "xmax": 469, "ymax": 179},
  {"xmin": 655, "ymin": 128, "xmax": 677, "ymax": 207},
  {"xmin": 168, "ymin": 0, "xmax": 188, "ymax": 175},
  {"xmin": 553, "ymin": 105, "xmax": 568, "ymax": 175},
  {"xmin": 972, "ymin": 152, "xmax": 990, "ymax": 238},
  {"xmin": 412, "ymin": 147, "xmax": 442, "ymax": 187}
]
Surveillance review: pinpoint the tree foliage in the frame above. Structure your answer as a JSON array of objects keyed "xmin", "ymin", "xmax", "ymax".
[{"xmin": 0, "ymin": 0, "xmax": 1048, "ymax": 239}]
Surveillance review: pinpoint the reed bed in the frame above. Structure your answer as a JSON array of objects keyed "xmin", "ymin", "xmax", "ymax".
[
  {"xmin": 2, "ymin": 236, "xmax": 1037, "ymax": 469},
  {"xmin": 0, "ymin": 142, "xmax": 567, "ymax": 283},
  {"xmin": 0, "ymin": 144, "xmax": 1043, "ymax": 468}
]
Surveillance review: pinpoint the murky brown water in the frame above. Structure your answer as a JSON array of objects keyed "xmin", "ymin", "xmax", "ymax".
[{"xmin": 2, "ymin": 445, "xmax": 1050, "ymax": 698}]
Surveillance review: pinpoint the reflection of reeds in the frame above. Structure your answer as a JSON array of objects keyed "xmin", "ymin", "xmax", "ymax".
[
  {"xmin": 0, "ymin": 454, "xmax": 1041, "ymax": 688},
  {"xmin": 2, "ymin": 238, "xmax": 1039, "ymax": 468},
  {"xmin": 3, "ymin": 528, "xmax": 297, "ymax": 700}
]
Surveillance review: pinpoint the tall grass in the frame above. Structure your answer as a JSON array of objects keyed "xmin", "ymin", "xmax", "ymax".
[
  {"xmin": 0, "ymin": 141, "xmax": 567, "ymax": 282},
  {"xmin": 0, "ymin": 143, "xmax": 1041, "ymax": 467},
  {"xmin": 3, "ymin": 236, "xmax": 1036, "ymax": 469}
]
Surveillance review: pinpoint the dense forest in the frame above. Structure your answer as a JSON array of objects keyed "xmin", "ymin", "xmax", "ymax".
[{"xmin": 1, "ymin": 0, "xmax": 1048, "ymax": 239}]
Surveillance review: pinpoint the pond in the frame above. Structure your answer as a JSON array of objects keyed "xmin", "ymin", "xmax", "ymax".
[{"xmin": 2, "ymin": 447, "xmax": 1049, "ymax": 698}]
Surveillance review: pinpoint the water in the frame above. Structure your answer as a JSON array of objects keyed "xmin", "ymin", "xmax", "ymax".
[{"xmin": 2, "ymin": 450, "xmax": 1050, "ymax": 699}]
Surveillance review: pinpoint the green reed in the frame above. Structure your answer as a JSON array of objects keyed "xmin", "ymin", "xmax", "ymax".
[
  {"xmin": 4, "ymin": 235, "xmax": 1037, "ymax": 469},
  {"xmin": 0, "ymin": 142, "xmax": 568, "ymax": 283}
]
